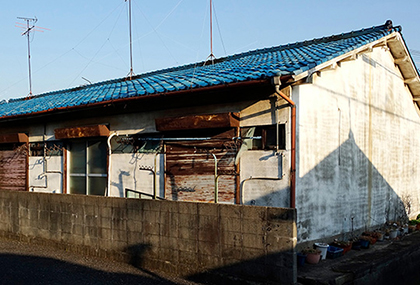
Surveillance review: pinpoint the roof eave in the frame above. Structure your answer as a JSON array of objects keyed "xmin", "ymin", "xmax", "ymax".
[
  {"xmin": 291, "ymin": 32, "xmax": 420, "ymax": 107},
  {"xmin": 0, "ymin": 79, "xmax": 272, "ymax": 123}
]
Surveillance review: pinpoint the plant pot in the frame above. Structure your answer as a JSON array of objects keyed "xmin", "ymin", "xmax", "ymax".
[
  {"xmin": 352, "ymin": 241, "xmax": 361, "ymax": 250},
  {"xmin": 327, "ymin": 246, "xmax": 343, "ymax": 259},
  {"xmin": 376, "ymin": 232, "xmax": 384, "ymax": 242},
  {"xmin": 331, "ymin": 241, "xmax": 352, "ymax": 254},
  {"xmin": 306, "ymin": 252, "xmax": 321, "ymax": 264},
  {"xmin": 297, "ymin": 253, "xmax": 307, "ymax": 266},
  {"xmin": 314, "ymin": 243, "xmax": 329, "ymax": 260},
  {"xmin": 389, "ymin": 230, "xmax": 398, "ymax": 239},
  {"xmin": 369, "ymin": 237, "xmax": 377, "ymax": 245},
  {"xmin": 359, "ymin": 239, "xmax": 370, "ymax": 249}
]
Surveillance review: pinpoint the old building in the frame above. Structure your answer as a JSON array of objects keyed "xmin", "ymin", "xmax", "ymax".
[{"xmin": 0, "ymin": 20, "xmax": 418, "ymax": 243}]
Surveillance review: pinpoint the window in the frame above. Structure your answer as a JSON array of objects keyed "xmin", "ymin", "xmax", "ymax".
[
  {"xmin": 29, "ymin": 142, "xmax": 64, "ymax": 156},
  {"xmin": 241, "ymin": 124, "xmax": 286, "ymax": 150},
  {"xmin": 68, "ymin": 140, "xmax": 107, "ymax": 195},
  {"xmin": 111, "ymin": 134, "xmax": 162, "ymax": 154}
]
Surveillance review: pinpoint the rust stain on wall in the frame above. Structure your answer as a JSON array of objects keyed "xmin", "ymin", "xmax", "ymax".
[
  {"xmin": 0, "ymin": 150, "xmax": 26, "ymax": 191},
  {"xmin": 165, "ymin": 142, "xmax": 238, "ymax": 203},
  {"xmin": 156, "ymin": 112, "xmax": 240, "ymax": 131}
]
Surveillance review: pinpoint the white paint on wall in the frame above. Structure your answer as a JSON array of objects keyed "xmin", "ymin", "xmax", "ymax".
[
  {"xmin": 109, "ymin": 153, "xmax": 164, "ymax": 198},
  {"xmin": 295, "ymin": 47, "xmax": 420, "ymax": 242},
  {"xmin": 240, "ymin": 150, "xmax": 290, "ymax": 207},
  {"xmin": 29, "ymin": 156, "xmax": 63, "ymax": 193}
]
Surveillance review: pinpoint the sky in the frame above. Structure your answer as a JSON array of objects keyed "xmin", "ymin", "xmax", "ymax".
[{"xmin": 1, "ymin": 0, "xmax": 420, "ymax": 100}]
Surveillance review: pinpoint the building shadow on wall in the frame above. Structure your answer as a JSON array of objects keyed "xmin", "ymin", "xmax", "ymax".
[
  {"xmin": 0, "ymin": 253, "xmax": 178, "ymax": 285},
  {"xmin": 252, "ymin": 130, "xmax": 410, "ymax": 242}
]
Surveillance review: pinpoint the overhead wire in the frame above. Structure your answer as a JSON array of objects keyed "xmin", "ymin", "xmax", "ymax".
[
  {"xmin": 1, "ymin": 2, "xmax": 125, "ymax": 98},
  {"xmin": 68, "ymin": 40, "xmax": 109, "ymax": 87},
  {"xmin": 133, "ymin": 0, "xmax": 179, "ymax": 66},
  {"xmin": 212, "ymin": 2, "xmax": 227, "ymax": 56},
  {"xmin": 68, "ymin": 2, "xmax": 127, "ymax": 87},
  {"xmin": 107, "ymin": 3, "xmax": 129, "ymax": 69},
  {"xmin": 190, "ymin": 1, "xmax": 210, "ymax": 85}
]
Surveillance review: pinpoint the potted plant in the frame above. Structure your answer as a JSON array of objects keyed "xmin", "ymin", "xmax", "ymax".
[
  {"xmin": 389, "ymin": 228, "xmax": 398, "ymax": 239},
  {"xmin": 302, "ymin": 248, "xmax": 322, "ymax": 264},
  {"xmin": 359, "ymin": 236, "xmax": 370, "ymax": 248},
  {"xmin": 331, "ymin": 240, "xmax": 353, "ymax": 254},
  {"xmin": 297, "ymin": 252, "xmax": 307, "ymax": 266},
  {"xmin": 371, "ymin": 231, "xmax": 384, "ymax": 242}
]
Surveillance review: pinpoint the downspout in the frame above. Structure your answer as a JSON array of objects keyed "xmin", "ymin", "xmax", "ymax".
[
  {"xmin": 211, "ymin": 153, "xmax": 219, "ymax": 203},
  {"xmin": 107, "ymin": 132, "xmax": 118, "ymax": 197},
  {"xmin": 272, "ymin": 77, "xmax": 296, "ymax": 208}
]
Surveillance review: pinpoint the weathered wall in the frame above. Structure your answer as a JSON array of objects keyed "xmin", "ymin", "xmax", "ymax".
[
  {"xmin": 0, "ymin": 191, "xmax": 297, "ymax": 284},
  {"xmin": 109, "ymin": 153, "xmax": 164, "ymax": 198},
  {"xmin": 29, "ymin": 156, "xmax": 63, "ymax": 193},
  {"xmin": 239, "ymin": 98, "xmax": 292, "ymax": 208},
  {"xmin": 22, "ymin": 95, "xmax": 292, "ymax": 207},
  {"xmin": 295, "ymin": 46, "xmax": 420, "ymax": 242}
]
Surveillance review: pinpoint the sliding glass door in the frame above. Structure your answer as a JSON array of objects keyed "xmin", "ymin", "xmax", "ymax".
[{"xmin": 69, "ymin": 140, "xmax": 107, "ymax": 195}]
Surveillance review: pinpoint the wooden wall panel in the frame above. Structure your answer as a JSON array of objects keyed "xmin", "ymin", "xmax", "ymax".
[
  {"xmin": 0, "ymin": 150, "xmax": 26, "ymax": 191},
  {"xmin": 165, "ymin": 143, "xmax": 237, "ymax": 203}
]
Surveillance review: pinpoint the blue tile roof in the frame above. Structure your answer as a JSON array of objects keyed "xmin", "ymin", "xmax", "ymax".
[{"xmin": 0, "ymin": 23, "xmax": 400, "ymax": 119}]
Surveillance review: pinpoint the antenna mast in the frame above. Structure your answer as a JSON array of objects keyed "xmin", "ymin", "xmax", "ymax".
[
  {"xmin": 126, "ymin": 0, "xmax": 135, "ymax": 79},
  {"xmin": 204, "ymin": 0, "xmax": 216, "ymax": 65},
  {"xmin": 17, "ymin": 17, "xmax": 37, "ymax": 97},
  {"xmin": 16, "ymin": 17, "xmax": 49, "ymax": 98}
]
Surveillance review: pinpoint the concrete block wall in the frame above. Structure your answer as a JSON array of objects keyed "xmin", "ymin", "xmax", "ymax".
[{"xmin": 0, "ymin": 191, "xmax": 297, "ymax": 284}]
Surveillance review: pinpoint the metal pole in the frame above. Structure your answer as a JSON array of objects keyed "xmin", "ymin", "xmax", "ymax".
[
  {"xmin": 26, "ymin": 19, "xmax": 33, "ymax": 96},
  {"xmin": 210, "ymin": 0, "xmax": 213, "ymax": 63},
  {"xmin": 211, "ymin": 153, "xmax": 218, "ymax": 203},
  {"xmin": 127, "ymin": 0, "xmax": 134, "ymax": 79}
]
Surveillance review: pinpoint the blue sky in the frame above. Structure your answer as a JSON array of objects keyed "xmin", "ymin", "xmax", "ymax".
[{"xmin": 1, "ymin": 0, "xmax": 419, "ymax": 100}]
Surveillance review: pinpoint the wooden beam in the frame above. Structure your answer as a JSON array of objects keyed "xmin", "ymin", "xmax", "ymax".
[
  {"xmin": 54, "ymin": 124, "xmax": 109, "ymax": 139},
  {"xmin": 394, "ymin": 55, "xmax": 409, "ymax": 65},
  {"xmin": 405, "ymin": 77, "xmax": 419, "ymax": 84},
  {"xmin": 156, "ymin": 112, "xmax": 240, "ymax": 131},
  {"xmin": 0, "ymin": 133, "xmax": 28, "ymax": 144}
]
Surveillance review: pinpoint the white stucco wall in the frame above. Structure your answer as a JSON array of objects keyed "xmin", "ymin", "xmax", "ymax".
[
  {"xmin": 295, "ymin": 47, "xmax": 420, "ymax": 242},
  {"xmin": 29, "ymin": 156, "xmax": 63, "ymax": 193},
  {"xmin": 109, "ymin": 153, "xmax": 164, "ymax": 198},
  {"xmin": 239, "ymin": 98, "xmax": 291, "ymax": 207}
]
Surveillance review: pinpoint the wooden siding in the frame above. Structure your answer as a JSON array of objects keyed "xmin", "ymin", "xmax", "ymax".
[
  {"xmin": 0, "ymin": 150, "xmax": 27, "ymax": 191},
  {"xmin": 165, "ymin": 141, "xmax": 238, "ymax": 203}
]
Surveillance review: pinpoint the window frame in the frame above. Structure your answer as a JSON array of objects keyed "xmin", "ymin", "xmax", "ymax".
[{"xmin": 68, "ymin": 139, "xmax": 108, "ymax": 196}]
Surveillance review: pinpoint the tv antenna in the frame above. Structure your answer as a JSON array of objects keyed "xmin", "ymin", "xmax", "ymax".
[
  {"xmin": 125, "ymin": 0, "xmax": 135, "ymax": 80},
  {"xmin": 16, "ymin": 17, "xmax": 50, "ymax": 97},
  {"xmin": 204, "ymin": 0, "xmax": 216, "ymax": 65}
]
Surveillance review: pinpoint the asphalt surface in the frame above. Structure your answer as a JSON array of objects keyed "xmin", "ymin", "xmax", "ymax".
[{"xmin": 0, "ymin": 236, "xmax": 201, "ymax": 285}]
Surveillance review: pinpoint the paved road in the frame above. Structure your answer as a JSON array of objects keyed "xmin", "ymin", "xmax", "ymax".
[{"xmin": 0, "ymin": 237, "xmax": 200, "ymax": 285}]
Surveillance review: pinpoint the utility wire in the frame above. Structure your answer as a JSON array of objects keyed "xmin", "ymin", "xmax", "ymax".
[
  {"xmin": 1, "ymin": 2, "xmax": 124, "ymax": 98},
  {"xmin": 212, "ymin": 2, "xmax": 227, "ymax": 56},
  {"xmin": 133, "ymin": 0, "xmax": 179, "ymax": 65}
]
